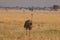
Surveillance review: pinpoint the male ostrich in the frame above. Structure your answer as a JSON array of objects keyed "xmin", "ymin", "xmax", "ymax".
[{"xmin": 24, "ymin": 20, "xmax": 32, "ymax": 35}]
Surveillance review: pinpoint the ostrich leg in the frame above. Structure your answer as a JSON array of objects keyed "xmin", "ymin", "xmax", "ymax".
[
  {"xmin": 26, "ymin": 29, "xmax": 27, "ymax": 35},
  {"xmin": 28, "ymin": 30, "xmax": 30, "ymax": 40}
]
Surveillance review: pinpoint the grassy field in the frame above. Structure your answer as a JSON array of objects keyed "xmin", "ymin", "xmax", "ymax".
[{"xmin": 0, "ymin": 9, "xmax": 60, "ymax": 40}]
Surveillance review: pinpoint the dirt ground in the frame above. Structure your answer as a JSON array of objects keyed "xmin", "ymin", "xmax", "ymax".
[{"xmin": 0, "ymin": 9, "xmax": 60, "ymax": 40}]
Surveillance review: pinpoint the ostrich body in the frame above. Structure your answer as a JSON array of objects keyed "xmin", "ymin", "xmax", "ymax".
[
  {"xmin": 24, "ymin": 20, "xmax": 32, "ymax": 35},
  {"xmin": 24, "ymin": 20, "xmax": 32, "ymax": 30}
]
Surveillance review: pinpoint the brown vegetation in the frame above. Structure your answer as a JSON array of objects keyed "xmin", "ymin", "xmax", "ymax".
[{"xmin": 0, "ymin": 9, "xmax": 60, "ymax": 40}]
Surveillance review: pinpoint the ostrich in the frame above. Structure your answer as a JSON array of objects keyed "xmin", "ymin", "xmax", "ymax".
[
  {"xmin": 24, "ymin": 20, "xmax": 32, "ymax": 35},
  {"xmin": 24, "ymin": 11, "xmax": 33, "ymax": 36}
]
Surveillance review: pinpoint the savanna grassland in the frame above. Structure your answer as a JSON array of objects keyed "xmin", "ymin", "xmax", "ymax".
[{"xmin": 0, "ymin": 9, "xmax": 60, "ymax": 40}]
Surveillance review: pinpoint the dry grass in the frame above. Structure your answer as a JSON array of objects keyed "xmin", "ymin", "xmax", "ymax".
[{"xmin": 0, "ymin": 9, "xmax": 60, "ymax": 40}]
